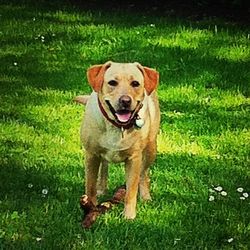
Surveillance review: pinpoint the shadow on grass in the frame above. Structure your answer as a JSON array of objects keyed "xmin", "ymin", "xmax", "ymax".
[
  {"xmin": 160, "ymin": 99, "xmax": 250, "ymax": 136},
  {"xmin": 1, "ymin": 37, "xmax": 249, "ymax": 96},
  {"xmin": 1, "ymin": 1, "xmax": 250, "ymax": 96},
  {"xmin": 0, "ymin": 160, "xmax": 83, "ymax": 209},
  {"xmin": 1, "ymin": 150, "xmax": 249, "ymax": 249},
  {"xmin": 0, "ymin": 157, "xmax": 84, "ymax": 248}
]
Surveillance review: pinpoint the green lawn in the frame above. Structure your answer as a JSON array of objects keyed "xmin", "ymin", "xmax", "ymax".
[{"xmin": 0, "ymin": 1, "xmax": 250, "ymax": 249}]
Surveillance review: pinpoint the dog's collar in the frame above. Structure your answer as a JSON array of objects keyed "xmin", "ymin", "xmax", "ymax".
[{"xmin": 97, "ymin": 97, "xmax": 143, "ymax": 130}]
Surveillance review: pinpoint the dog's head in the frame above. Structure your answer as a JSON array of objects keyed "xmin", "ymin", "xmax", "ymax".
[{"xmin": 87, "ymin": 61, "xmax": 159, "ymax": 124}]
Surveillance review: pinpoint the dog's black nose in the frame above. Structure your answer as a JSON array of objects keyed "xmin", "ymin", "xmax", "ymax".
[{"xmin": 119, "ymin": 95, "xmax": 132, "ymax": 108}]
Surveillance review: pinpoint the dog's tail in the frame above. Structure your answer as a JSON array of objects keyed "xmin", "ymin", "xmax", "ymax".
[{"xmin": 74, "ymin": 95, "xmax": 90, "ymax": 105}]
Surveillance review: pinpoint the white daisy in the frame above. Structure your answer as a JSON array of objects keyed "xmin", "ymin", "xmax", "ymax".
[
  {"xmin": 220, "ymin": 191, "xmax": 227, "ymax": 196},
  {"xmin": 209, "ymin": 195, "xmax": 215, "ymax": 201},
  {"xmin": 42, "ymin": 189, "xmax": 48, "ymax": 195},
  {"xmin": 242, "ymin": 192, "xmax": 249, "ymax": 198},
  {"xmin": 214, "ymin": 186, "xmax": 223, "ymax": 192}
]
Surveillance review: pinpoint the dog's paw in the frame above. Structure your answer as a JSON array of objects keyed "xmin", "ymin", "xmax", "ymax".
[
  {"xmin": 139, "ymin": 188, "xmax": 152, "ymax": 201},
  {"xmin": 140, "ymin": 194, "xmax": 152, "ymax": 202},
  {"xmin": 124, "ymin": 207, "xmax": 136, "ymax": 220}
]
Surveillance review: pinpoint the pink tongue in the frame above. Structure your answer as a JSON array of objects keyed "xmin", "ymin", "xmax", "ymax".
[{"xmin": 116, "ymin": 113, "xmax": 131, "ymax": 123}]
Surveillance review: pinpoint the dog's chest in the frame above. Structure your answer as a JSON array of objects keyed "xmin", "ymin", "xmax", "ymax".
[
  {"xmin": 99, "ymin": 128, "xmax": 136, "ymax": 162},
  {"xmin": 101, "ymin": 150, "xmax": 124, "ymax": 163}
]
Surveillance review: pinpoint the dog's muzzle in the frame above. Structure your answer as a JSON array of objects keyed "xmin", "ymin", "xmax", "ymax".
[
  {"xmin": 98, "ymin": 96, "xmax": 143, "ymax": 130},
  {"xmin": 115, "ymin": 95, "xmax": 133, "ymax": 123}
]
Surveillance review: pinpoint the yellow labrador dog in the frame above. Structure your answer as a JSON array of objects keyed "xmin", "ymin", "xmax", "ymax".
[{"xmin": 77, "ymin": 61, "xmax": 160, "ymax": 219}]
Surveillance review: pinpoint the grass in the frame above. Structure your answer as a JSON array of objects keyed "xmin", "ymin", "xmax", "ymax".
[{"xmin": 0, "ymin": 1, "xmax": 250, "ymax": 249}]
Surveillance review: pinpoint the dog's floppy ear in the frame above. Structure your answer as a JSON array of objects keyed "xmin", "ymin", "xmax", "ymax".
[
  {"xmin": 87, "ymin": 61, "xmax": 112, "ymax": 92},
  {"xmin": 135, "ymin": 63, "xmax": 159, "ymax": 95}
]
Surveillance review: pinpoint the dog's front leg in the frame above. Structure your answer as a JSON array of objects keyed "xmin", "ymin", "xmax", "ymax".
[
  {"xmin": 85, "ymin": 152, "xmax": 101, "ymax": 205},
  {"xmin": 124, "ymin": 154, "xmax": 142, "ymax": 219}
]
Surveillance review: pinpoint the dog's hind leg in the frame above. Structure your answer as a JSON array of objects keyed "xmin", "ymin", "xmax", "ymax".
[
  {"xmin": 97, "ymin": 160, "xmax": 109, "ymax": 196},
  {"xmin": 139, "ymin": 168, "xmax": 152, "ymax": 201},
  {"xmin": 124, "ymin": 154, "xmax": 142, "ymax": 219},
  {"xmin": 85, "ymin": 152, "xmax": 101, "ymax": 205},
  {"xmin": 139, "ymin": 141, "xmax": 157, "ymax": 201}
]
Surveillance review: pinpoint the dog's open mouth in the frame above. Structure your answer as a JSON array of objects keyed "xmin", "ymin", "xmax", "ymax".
[
  {"xmin": 115, "ymin": 110, "xmax": 132, "ymax": 123},
  {"xmin": 105, "ymin": 100, "xmax": 133, "ymax": 124}
]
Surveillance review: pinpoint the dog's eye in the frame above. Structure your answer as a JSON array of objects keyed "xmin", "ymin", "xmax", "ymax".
[
  {"xmin": 131, "ymin": 81, "xmax": 140, "ymax": 88},
  {"xmin": 108, "ymin": 80, "xmax": 118, "ymax": 87}
]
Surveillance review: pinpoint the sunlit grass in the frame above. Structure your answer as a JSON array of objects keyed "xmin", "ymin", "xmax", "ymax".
[
  {"xmin": 154, "ymin": 28, "xmax": 214, "ymax": 49},
  {"xmin": 153, "ymin": 27, "xmax": 250, "ymax": 61},
  {"xmin": 0, "ymin": 1, "xmax": 249, "ymax": 249}
]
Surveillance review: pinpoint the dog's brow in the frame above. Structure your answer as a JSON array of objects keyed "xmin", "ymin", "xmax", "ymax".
[
  {"xmin": 128, "ymin": 75, "xmax": 136, "ymax": 80},
  {"xmin": 112, "ymin": 75, "xmax": 133, "ymax": 81},
  {"xmin": 113, "ymin": 75, "xmax": 121, "ymax": 81}
]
